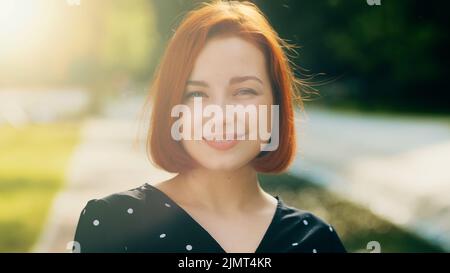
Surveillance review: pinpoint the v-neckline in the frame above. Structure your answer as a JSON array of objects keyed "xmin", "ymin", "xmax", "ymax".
[{"xmin": 145, "ymin": 183, "xmax": 282, "ymax": 253}]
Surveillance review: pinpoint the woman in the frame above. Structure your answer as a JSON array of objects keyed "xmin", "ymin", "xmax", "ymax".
[{"xmin": 74, "ymin": 0, "xmax": 346, "ymax": 253}]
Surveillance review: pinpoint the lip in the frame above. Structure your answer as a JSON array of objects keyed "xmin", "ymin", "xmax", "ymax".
[{"xmin": 203, "ymin": 137, "xmax": 239, "ymax": 151}]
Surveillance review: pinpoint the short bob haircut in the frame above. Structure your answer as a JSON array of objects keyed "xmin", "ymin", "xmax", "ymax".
[{"xmin": 145, "ymin": 0, "xmax": 302, "ymax": 174}]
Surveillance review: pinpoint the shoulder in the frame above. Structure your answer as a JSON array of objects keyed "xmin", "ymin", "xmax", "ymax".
[
  {"xmin": 79, "ymin": 184, "xmax": 150, "ymax": 222},
  {"xmin": 81, "ymin": 183, "xmax": 161, "ymax": 215},
  {"xmin": 94, "ymin": 183, "xmax": 150, "ymax": 206},
  {"xmin": 274, "ymin": 198, "xmax": 347, "ymax": 253},
  {"xmin": 277, "ymin": 200, "xmax": 330, "ymax": 230},
  {"xmin": 73, "ymin": 183, "xmax": 156, "ymax": 253}
]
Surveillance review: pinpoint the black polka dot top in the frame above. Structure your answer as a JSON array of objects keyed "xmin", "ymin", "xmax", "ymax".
[{"xmin": 73, "ymin": 183, "xmax": 346, "ymax": 253}]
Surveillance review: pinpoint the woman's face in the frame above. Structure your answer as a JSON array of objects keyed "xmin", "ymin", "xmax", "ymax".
[{"xmin": 180, "ymin": 35, "xmax": 274, "ymax": 171}]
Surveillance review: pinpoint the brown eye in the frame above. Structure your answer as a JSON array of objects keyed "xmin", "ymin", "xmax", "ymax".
[{"xmin": 235, "ymin": 88, "xmax": 258, "ymax": 96}]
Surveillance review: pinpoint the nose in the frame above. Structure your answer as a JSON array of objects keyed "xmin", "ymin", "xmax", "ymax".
[{"xmin": 202, "ymin": 91, "xmax": 237, "ymax": 138}]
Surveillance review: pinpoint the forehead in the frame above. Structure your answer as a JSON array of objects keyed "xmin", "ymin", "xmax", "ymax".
[{"xmin": 189, "ymin": 35, "xmax": 268, "ymax": 82}]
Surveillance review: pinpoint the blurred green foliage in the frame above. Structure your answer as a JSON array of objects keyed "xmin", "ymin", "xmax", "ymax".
[
  {"xmin": 253, "ymin": 0, "xmax": 450, "ymax": 113},
  {"xmin": 0, "ymin": 123, "xmax": 80, "ymax": 252},
  {"xmin": 140, "ymin": 0, "xmax": 450, "ymax": 113}
]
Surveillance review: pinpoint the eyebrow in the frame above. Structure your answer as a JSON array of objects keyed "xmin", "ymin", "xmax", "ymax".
[{"xmin": 186, "ymin": 75, "xmax": 263, "ymax": 87}]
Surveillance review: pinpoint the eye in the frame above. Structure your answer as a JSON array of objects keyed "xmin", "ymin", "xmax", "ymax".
[
  {"xmin": 234, "ymin": 88, "xmax": 258, "ymax": 96},
  {"xmin": 184, "ymin": 91, "xmax": 208, "ymax": 99}
]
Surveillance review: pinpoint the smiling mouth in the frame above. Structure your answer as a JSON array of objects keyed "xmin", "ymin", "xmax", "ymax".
[
  {"xmin": 202, "ymin": 134, "xmax": 244, "ymax": 151},
  {"xmin": 203, "ymin": 138, "xmax": 239, "ymax": 151}
]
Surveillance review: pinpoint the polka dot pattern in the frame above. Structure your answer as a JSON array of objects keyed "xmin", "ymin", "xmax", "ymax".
[{"xmin": 74, "ymin": 183, "xmax": 346, "ymax": 253}]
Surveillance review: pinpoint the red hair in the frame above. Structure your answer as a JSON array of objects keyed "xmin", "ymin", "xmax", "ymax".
[{"xmin": 145, "ymin": 0, "xmax": 302, "ymax": 173}]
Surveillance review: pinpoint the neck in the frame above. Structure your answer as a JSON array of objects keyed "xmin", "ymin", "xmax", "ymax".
[{"xmin": 174, "ymin": 165, "xmax": 269, "ymax": 214}]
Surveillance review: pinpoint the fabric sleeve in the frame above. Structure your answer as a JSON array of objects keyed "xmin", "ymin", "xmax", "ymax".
[
  {"xmin": 73, "ymin": 199, "xmax": 119, "ymax": 253},
  {"xmin": 311, "ymin": 223, "xmax": 347, "ymax": 253},
  {"xmin": 291, "ymin": 212, "xmax": 347, "ymax": 253}
]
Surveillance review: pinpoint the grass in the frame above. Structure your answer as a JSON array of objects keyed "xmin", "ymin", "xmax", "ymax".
[
  {"xmin": 0, "ymin": 122, "xmax": 80, "ymax": 252},
  {"xmin": 259, "ymin": 173, "xmax": 445, "ymax": 253}
]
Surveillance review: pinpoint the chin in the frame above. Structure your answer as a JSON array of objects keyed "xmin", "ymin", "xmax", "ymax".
[
  {"xmin": 193, "ymin": 150, "xmax": 253, "ymax": 171},
  {"xmin": 184, "ymin": 141, "xmax": 262, "ymax": 171},
  {"xmin": 197, "ymin": 158, "xmax": 247, "ymax": 172}
]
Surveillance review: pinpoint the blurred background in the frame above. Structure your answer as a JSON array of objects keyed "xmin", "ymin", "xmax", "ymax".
[{"xmin": 0, "ymin": 0, "xmax": 449, "ymax": 253}]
